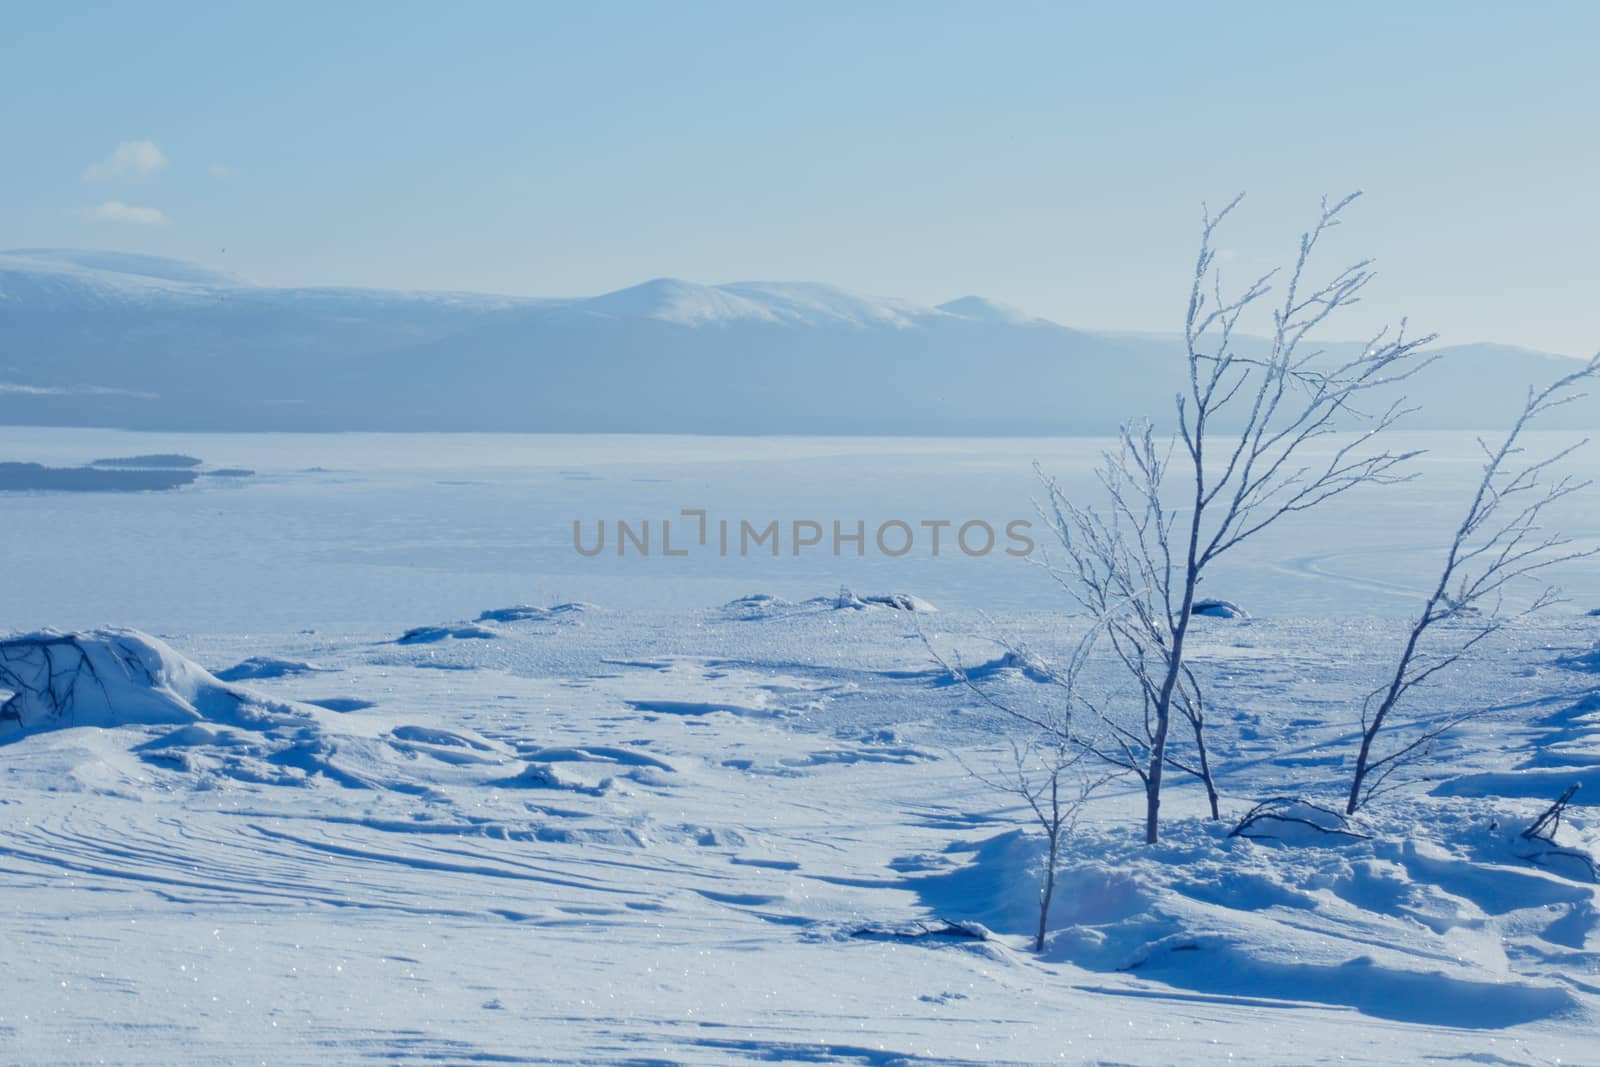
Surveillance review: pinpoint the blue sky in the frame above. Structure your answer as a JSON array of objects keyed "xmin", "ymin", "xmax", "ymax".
[{"xmin": 3, "ymin": 1, "xmax": 1597, "ymax": 354}]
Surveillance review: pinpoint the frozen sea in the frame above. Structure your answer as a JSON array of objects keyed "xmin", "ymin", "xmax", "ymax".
[{"xmin": 4, "ymin": 427, "xmax": 1597, "ymax": 638}]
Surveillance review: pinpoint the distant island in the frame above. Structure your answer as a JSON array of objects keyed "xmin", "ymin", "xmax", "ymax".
[
  {"xmin": 90, "ymin": 453, "xmax": 204, "ymax": 469},
  {"xmin": 0, "ymin": 462, "xmax": 197, "ymax": 492},
  {"xmin": 0, "ymin": 453, "xmax": 253, "ymax": 491}
]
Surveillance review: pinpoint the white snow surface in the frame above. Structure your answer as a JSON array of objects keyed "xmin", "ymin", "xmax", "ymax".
[{"xmin": 1, "ymin": 430, "xmax": 1598, "ymax": 1064}]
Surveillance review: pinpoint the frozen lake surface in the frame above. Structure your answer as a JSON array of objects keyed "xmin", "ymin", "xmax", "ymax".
[
  {"xmin": 2, "ymin": 428, "xmax": 1599, "ymax": 1065},
  {"xmin": 3, "ymin": 427, "xmax": 1597, "ymax": 638}
]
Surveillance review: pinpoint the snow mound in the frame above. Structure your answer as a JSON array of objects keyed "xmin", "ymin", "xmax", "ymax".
[
  {"xmin": 215, "ymin": 656, "xmax": 331, "ymax": 682},
  {"xmin": 305, "ymin": 697, "xmax": 374, "ymax": 713},
  {"xmin": 721, "ymin": 591, "xmax": 937, "ymax": 619},
  {"xmin": 0, "ymin": 629, "xmax": 517, "ymax": 793},
  {"xmin": 0, "ymin": 629, "xmax": 268, "ymax": 736},
  {"xmin": 1515, "ymin": 833, "xmax": 1599, "ymax": 884},
  {"xmin": 474, "ymin": 602, "xmax": 593, "ymax": 624},
  {"xmin": 397, "ymin": 603, "xmax": 595, "ymax": 644},
  {"xmin": 1229, "ymin": 797, "xmax": 1370, "ymax": 845},
  {"xmin": 955, "ymin": 650, "xmax": 1056, "ymax": 685},
  {"xmin": 1193, "ymin": 598, "xmax": 1249, "ymax": 619},
  {"xmin": 396, "ymin": 623, "xmax": 497, "ymax": 645},
  {"xmin": 841, "ymin": 918, "xmax": 992, "ymax": 944},
  {"xmin": 827, "ymin": 590, "xmax": 938, "ymax": 613},
  {"xmin": 909, "ymin": 818, "xmax": 1592, "ymax": 1028},
  {"xmin": 491, "ymin": 762, "xmax": 612, "ymax": 795},
  {"xmin": 722, "ymin": 593, "xmax": 795, "ymax": 620}
]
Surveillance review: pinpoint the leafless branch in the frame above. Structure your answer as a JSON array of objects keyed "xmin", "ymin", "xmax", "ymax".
[
  {"xmin": 1036, "ymin": 193, "xmax": 1434, "ymax": 842},
  {"xmin": 1346, "ymin": 356, "xmax": 1600, "ymax": 813}
]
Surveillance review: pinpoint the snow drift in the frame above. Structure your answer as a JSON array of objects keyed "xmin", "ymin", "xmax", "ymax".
[
  {"xmin": 0, "ymin": 629, "xmax": 270, "ymax": 736},
  {"xmin": 907, "ymin": 819, "xmax": 1593, "ymax": 1029},
  {"xmin": 0, "ymin": 628, "xmax": 512, "ymax": 793}
]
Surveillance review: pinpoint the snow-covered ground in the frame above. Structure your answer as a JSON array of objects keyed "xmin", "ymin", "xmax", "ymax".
[{"xmin": 2, "ymin": 430, "xmax": 1598, "ymax": 1064}]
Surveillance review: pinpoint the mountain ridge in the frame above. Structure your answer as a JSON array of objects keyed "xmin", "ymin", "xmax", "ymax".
[{"xmin": 2, "ymin": 249, "xmax": 1593, "ymax": 435}]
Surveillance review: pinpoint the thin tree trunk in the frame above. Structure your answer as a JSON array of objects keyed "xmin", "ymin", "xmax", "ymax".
[
  {"xmin": 1146, "ymin": 623, "xmax": 1191, "ymax": 841},
  {"xmin": 1191, "ymin": 715, "xmax": 1220, "ymax": 820},
  {"xmin": 1146, "ymin": 497, "xmax": 1204, "ymax": 843},
  {"xmin": 1347, "ymin": 730, "xmax": 1377, "ymax": 814},
  {"xmin": 1035, "ymin": 832, "xmax": 1058, "ymax": 953},
  {"xmin": 1347, "ymin": 616, "xmax": 1430, "ymax": 814}
]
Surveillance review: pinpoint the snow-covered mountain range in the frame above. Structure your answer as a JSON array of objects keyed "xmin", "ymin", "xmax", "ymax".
[{"xmin": 3, "ymin": 248, "xmax": 1591, "ymax": 433}]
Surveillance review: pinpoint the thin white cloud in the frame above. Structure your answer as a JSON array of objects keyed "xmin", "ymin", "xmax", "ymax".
[
  {"xmin": 71, "ymin": 201, "xmax": 169, "ymax": 225},
  {"xmin": 208, "ymin": 163, "xmax": 236, "ymax": 178},
  {"xmin": 83, "ymin": 140, "xmax": 168, "ymax": 181}
]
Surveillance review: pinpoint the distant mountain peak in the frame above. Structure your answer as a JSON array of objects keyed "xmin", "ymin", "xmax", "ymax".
[
  {"xmin": 0, "ymin": 247, "xmax": 1591, "ymax": 435},
  {"xmin": 936, "ymin": 295, "xmax": 1042, "ymax": 325},
  {"xmin": 567, "ymin": 278, "xmax": 776, "ymax": 326},
  {"xmin": 565, "ymin": 278, "xmax": 940, "ymax": 329},
  {"xmin": 0, "ymin": 249, "xmax": 1049, "ymax": 333}
]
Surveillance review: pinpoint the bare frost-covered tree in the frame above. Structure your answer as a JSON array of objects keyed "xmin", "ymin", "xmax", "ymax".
[
  {"xmin": 1040, "ymin": 192, "xmax": 1435, "ymax": 843},
  {"xmin": 1038, "ymin": 437, "xmax": 1223, "ymax": 823},
  {"xmin": 977, "ymin": 732, "xmax": 1107, "ymax": 953},
  {"xmin": 924, "ymin": 627, "xmax": 1112, "ymax": 952},
  {"xmin": 1345, "ymin": 356, "xmax": 1600, "ymax": 813}
]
